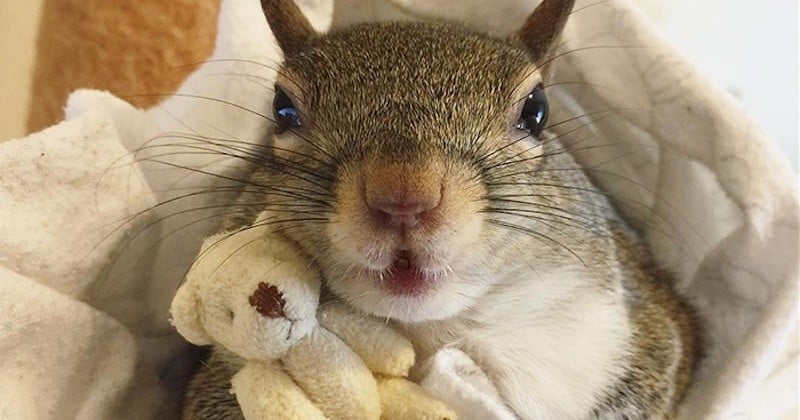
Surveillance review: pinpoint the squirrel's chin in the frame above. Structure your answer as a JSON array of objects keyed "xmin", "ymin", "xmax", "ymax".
[{"xmin": 326, "ymin": 270, "xmax": 486, "ymax": 323}]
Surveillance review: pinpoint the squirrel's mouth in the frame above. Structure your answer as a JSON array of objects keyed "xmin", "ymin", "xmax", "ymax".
[{"xmin": 380, "ymin": 250, "xmax": 435, "ymax": 296}]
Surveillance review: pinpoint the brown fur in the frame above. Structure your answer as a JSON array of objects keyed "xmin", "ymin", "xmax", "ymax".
[
  {"xmin": 183, "ymin": 348, "xmax": 245, "ymax": 420},
  {"xmin": 184, "ymin": 1, "xmax": 702, "ymax": 418},
  {"xmin": 26, "ymin": 0, "xmax": 220, "ymax": 133},
  {"xmin": 363, "ymin": 160, "xmax": 444, "ymax": 214},
  {"xmin": 591, "ymin": 226, "xmax": 702, "ymax": 419}
]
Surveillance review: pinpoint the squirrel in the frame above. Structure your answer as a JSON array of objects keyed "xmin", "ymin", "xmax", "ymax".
[{"xmin": 182, "ymin": 0, "xmax": 702, "ymax": 418}]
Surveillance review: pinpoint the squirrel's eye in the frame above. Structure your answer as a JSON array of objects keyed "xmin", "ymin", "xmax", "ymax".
[
  {"xmin": 516, "ymin": 84, "xmax": 549, "ymax": 137},
  {"xmin": 273, "ymin": 87, "xmax": 302, "ymax": 133}
]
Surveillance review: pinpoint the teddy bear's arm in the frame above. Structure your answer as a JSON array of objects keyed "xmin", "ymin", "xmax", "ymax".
[
  {"xmin": 318, "ymin": 302, "xmax": 415, "ymax": 377},
  {"xmin": 282, "ymin": 327, "xmax": 382, "ymax": 419},
  {"xmin": 317, "ymin": 302, "xmax": 458, "ymax": 419},
  {"xmin": 232, "ymin": 359, "xmax": 327, "ymax": 420}
]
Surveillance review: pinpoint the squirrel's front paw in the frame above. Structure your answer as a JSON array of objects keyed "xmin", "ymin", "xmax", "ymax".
[{"xmin": 170, "ymin": 224, "xmax": 321, "ymax": 359}]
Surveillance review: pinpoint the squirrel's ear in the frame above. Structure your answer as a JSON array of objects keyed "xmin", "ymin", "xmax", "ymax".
[
  {"xmin": 260, "ymin": 0, "xmax": 316, "ymax": 57},
  {"xmin": 515, "ymin": 0, "xmax": 575, "ymax": 62}
]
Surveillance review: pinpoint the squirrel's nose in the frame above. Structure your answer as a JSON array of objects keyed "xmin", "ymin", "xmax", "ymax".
[
  {"xmin": 364, "ymin": 163, "xmax": 442, "ymax": 229},
  {"xmin": 368, "ymin": 196, "xmax": 439, "ymax": 228}
]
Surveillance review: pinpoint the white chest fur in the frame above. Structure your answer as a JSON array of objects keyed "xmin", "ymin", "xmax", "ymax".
[{"xmin": 404, "ymin": 268, "xmax": 632, "ymax": 420}]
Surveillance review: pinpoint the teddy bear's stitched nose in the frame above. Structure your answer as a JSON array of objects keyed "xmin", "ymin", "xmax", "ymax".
[{"xmin": 249, "ymin": 282, "xmax": 286, "ymax": 318}]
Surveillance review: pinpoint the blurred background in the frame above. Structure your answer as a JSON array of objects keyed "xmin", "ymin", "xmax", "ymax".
[
  {"xmin": 1, "ymin": 0, "xmax": 797, "ymax": 171},
  {"xmin": 0, "ymin": 1, "xmax": 41, "ymax": 142}
]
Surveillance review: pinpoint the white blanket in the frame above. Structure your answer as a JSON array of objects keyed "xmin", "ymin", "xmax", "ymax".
[{"xmin": 0, "ymin": 0, "xmax": 796, "ymax": 419}]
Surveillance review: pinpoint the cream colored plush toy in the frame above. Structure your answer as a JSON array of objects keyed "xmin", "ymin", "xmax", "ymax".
[{"xmin": 170, "ymin": 212, "xmax": 455, "ymax": 419}]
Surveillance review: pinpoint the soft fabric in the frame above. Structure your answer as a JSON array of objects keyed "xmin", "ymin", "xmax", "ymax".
[
  {"xmin": 1, "ymin": 0, "xmax": 796, "ymax": 419},
  {"xmin": 0, "ymin": 106, "xmax": 170, "ymax": 419}
]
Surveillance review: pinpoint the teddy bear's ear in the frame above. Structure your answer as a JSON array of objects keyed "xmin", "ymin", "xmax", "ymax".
[{"xmin": 170, "ymin": 282, "xmax": 213, "ymax": 345}]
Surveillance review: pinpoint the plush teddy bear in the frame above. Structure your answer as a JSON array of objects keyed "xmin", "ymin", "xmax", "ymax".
[{"xmin": 169, "ymin": 212, "xmax": 456, "ymax": 419}]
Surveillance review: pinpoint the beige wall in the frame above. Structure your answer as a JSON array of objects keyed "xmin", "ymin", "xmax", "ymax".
[{"xmin": 0, "ymin": 1, "xmax": 43, "ymax": 141}]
